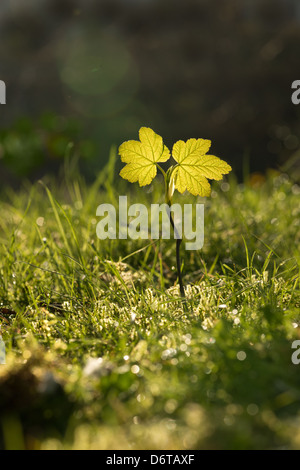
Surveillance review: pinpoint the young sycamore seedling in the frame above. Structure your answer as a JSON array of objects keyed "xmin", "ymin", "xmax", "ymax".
[{"xmin": 119, "ymin": 127, "xmax": 232, "ymax": 297}]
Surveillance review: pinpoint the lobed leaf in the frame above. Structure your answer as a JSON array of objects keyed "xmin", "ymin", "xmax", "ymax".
[
  {"xmin": 119, "ymin": 127, "xmax": 170, "ymax": 186},
  {"xmin": 172, "ymin": 138, "xmax": 232, "ymax": 196}
]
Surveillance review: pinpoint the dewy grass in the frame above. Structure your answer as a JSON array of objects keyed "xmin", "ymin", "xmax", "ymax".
[{"xmin": 0, "ymin": 162, "xmax": 299, "ymax": 449}]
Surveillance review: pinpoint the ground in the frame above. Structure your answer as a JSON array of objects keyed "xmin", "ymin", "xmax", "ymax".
[{"xmin": 0, "ymin": 160, "xmax": 299, "ymax": 449}]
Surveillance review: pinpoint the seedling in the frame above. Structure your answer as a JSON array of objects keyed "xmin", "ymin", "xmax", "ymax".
[{"xmin": 119, "ymin": 127, "xmax": 232, "ymax": 297}]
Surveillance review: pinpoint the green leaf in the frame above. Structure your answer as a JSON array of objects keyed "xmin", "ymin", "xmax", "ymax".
[
  {"xmin": 172, "ymin": 138, "xmax": 232, "ymax": 196},
  {"xmin": 119, "ymin": 127, "xmax": 170, "ymax": 186}
]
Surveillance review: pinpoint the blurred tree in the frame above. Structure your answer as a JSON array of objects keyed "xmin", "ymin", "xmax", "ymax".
[{"xmin": 0, "ymin": 0, "xmax": 299, "ymax": 183}]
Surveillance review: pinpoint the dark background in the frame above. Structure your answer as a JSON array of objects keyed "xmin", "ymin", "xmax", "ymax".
[{"xmin": 0, "ymin": 0, "xmax": 300, "ymax": 184}]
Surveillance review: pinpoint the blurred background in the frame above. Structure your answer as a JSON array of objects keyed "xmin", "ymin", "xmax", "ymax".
[{"xmin": 0, "ymin": 0, "xmax": 300, "ymax": 185}]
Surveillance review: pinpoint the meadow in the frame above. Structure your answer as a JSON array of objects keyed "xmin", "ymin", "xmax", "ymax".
[{"xmin": 0, "ymin": 154, "xmax": 299, "ymax": 450}]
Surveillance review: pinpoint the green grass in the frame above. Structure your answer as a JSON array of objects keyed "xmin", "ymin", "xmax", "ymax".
[{"xmin": 0, "ymin": 158, "xmax": 299, "ymax": 449}]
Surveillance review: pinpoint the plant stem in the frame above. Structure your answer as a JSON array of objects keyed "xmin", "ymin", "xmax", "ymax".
[
  {"xmin": 168, "ymin": 209, "xmax": 185, "ymax": 298},
  {"xmin": 158, "ymin": 163, "xmax": 185, "ymax": 299},
  {"xmin": 156, "ymin": 164, "xmax": 167, "ymax": 179}
]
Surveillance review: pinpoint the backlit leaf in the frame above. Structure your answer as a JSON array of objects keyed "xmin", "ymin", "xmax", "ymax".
[
  {"xmin": 119, "ymin": 127, "xmax": 170, "ymax": 186},
  {"xmin": 172, "ymin": 138, "xmax": 232, "ymax": 196}
]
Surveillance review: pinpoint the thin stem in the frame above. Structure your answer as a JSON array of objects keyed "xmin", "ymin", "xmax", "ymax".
[
  {"xmin": 161, "ymin": 165, "xmax": 186, "ymax": 300},
  {"xmin": 156, "ymin": 164, "xmax": 167, "ymax": 179},
  {"xmin": 168, "ymin": 209, "xmax": 185, "ymax": 298}
]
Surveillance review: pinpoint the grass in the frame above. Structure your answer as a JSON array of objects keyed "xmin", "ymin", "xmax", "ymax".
[{"xmin": 0, "ymin": 155, "xmax": 299, "ymax": 450}]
